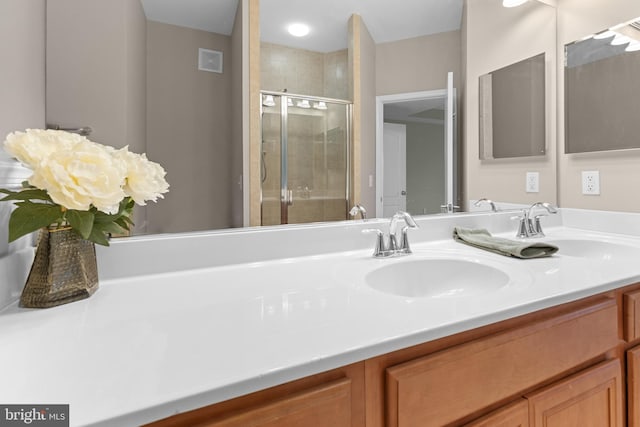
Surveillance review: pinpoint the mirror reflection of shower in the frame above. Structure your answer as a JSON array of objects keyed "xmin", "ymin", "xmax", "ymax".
[{"xmin": 260, "ymin": 91, "xmax": 352, "ymax": 226}]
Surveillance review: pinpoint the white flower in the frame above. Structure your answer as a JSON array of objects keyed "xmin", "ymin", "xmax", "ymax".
[
  {"xmin": 114, "ymin": 147, "xmax": 169, "ymax": 205},
  {"xmin": 3, "ymin": 129, "xmax": 169, "ymax": 216},
  {"xmin": 4, "ymin": 129, "xmax": 89, "ymax": 168},
  {"xmin": 29, "ymin": 140, "xmax": 127, "ymax": 214}
]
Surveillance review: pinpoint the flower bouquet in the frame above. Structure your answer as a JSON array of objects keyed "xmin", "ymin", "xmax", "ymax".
[{"xmin": 1, "ymin": 129, "xmax": 169, "ymax": 307}]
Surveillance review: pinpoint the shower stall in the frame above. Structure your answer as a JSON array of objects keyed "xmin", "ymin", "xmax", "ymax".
[{"xmin": 260, "ymin": 91, "xmax": 352, "ymax": 226}]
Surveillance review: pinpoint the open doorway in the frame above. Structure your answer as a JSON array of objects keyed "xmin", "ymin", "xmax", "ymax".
[{"xmin": 375, "ymin": 81, "xmax": 457, "ymax": 218}]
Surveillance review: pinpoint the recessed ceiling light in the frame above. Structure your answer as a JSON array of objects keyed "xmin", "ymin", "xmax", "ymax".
[
  {"xmin": 502, "ymin": 0, "xmax": 527, "ymax": 7},
  {"xmin": 287, "ymin": 23, "xmax": 310, "ymax": 37}
]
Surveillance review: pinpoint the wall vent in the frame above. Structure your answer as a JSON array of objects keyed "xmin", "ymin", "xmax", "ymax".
[{"xmin": 198, "ymin": 48, "xmax": 223, "ymax": 73}]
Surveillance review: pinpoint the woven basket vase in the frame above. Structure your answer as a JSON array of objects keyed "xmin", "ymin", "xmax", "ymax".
[{"xmin": 20, "ymin": 227, "xmax": 99, "ymax": 308}]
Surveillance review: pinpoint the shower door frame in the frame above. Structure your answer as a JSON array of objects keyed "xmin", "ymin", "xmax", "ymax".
[{"xmin": 260, "ymin": 90, "xmax": 353, "ymax": 225}]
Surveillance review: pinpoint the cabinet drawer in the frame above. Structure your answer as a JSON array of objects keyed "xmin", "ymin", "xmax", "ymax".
[
  {"xmin": 624, "ymin": 289, "xmax": 640, "ymax": 341},
  {"xmin": 386, "ymin": 298, "xmax": 618, "ymax": 427}
]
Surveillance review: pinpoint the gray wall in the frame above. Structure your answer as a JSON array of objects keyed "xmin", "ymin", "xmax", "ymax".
[
  {"xmin": 46, "ymin": 0, "xmax": 146, "ymax": 154},
  {"xmin": 46, "ymin": 0, "xmax": 147, "ymax": 231},
  {"xmin": 0, "ymin": 0, "xmax": 46, "ymax": 143},
  {"xmin": 145, "ymin": 21, "xmax": 233, "ymax": 234}
]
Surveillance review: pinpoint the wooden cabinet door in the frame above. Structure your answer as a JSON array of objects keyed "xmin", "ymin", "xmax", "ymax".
[
  {"xmin": 385, "ymin": 299, "xmax": 617, "ymax": 427},
  {"xmin": 526, "ymin": 359, "xmax": 623, "ymax": 427},
  {"xmin": 629, "ymin": 346, "xmax": 640, "ymax": 427},
  {"xmin": 146, "ymin": 363, "xmax": 365, "ymax": 427},
  {"xmin": 198, "ymin": 378, "xmax": 352, "ymax": 427},
  {"xmin": 464, "ymin": 399, "xmax": 529, "ymax": 427}
]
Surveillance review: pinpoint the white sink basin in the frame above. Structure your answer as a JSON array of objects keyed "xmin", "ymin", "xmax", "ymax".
[
  {"xmin": 365, "ymin": 259, "xmax": 510, "ymax": 298},
  {"xmin": 546, "ymin": 239, "xmax": 640, "ymax": 261}
]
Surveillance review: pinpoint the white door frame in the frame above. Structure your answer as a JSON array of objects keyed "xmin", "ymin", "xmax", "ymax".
[{"xmin": 375, "ymin": 89, "xmax": 447, "ymax": 218}]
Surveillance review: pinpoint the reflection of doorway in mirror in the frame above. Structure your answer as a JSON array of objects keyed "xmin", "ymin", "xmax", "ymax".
[
  {"xmin": 382, "ymin": 123, "xmax": 407, "ymax": 217},
  {"xmin": 377, "ymin": 86, "xmax": 457, "ymax": 218}
]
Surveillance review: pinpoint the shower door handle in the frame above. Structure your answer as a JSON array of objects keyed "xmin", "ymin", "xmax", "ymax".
[{"xmin": 281, "ymin": 189, "xmax": 294, "ymax": 206}]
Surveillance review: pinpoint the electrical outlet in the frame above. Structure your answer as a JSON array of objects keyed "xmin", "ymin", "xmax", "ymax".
[
  {"xmin": 526, "ymin": 172, "xmax": 539, "ymax": 193},
  {"xmin": 582, "ymin": 170, "xmax": 600, "ymax": 195}
]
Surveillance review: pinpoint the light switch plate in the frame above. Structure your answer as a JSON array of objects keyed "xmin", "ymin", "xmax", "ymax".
[
  {"xmin": 582, "ymin": 171, "xmax": 600, "ymax": 195},
  {"xmin": 526, "ymin": 172, "xmax": 539, "ymax": 193}
]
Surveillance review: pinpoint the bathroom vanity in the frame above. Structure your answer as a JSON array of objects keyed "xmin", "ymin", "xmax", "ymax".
[
  {"xmin": 2, "ymin": 209, "xmax": 640, "ymax": 426},
  {"xmin": 147, "ymin": 293, "xmax": 627, "ymax": 427}
]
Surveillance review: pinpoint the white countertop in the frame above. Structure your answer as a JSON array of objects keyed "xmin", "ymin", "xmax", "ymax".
[{"xmin": 2, "ymin": 209, "xmax": 640, "ymax": 426}]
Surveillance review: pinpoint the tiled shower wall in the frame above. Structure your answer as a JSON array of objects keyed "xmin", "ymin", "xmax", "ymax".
[
  {"xmin": 261, "ymin": 42, "xmax": 348, "ymax": 99},
  {"xmin": 260, "ymin": 43, "xmax": 349, "ymax": 225}
]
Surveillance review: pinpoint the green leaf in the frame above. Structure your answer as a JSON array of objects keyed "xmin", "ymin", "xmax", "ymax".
[
  {"xmin": 65, "ymin": 210, "xmax": 95, "ymax": 239},
  {"xmin": 8, "ymin": 203, "xmax": 64, "ymax": 242},
  {"xmin": 121, "ymin": 214, "xmax": 134, "ymax": 226},
  {"xmin": 93, "ymin": 211, "xmax": 119, "ymax": 224},
  {"xmin": 114, "ymin": 217, "xmax": 131, "ymax": 231},
  {"xmin": 95, "ymin": 221, "xmax": 126, "ymax": 235},
  {"xmin": 87, "ymin": 227, "xmax": 110, "ymax": 246},
  {"xmin": 0, "ymin": 188, "xmax": 53, "ymax": 203}
]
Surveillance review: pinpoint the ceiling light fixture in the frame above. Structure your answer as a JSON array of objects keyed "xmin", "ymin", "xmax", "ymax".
[
  {"xmin": 502, "ymin": 0, "xmax": 528, "ymax": 7},
  {"xmin": 627, "ymin": 40, "xmax": 640, "ymax": 52},
  {"xmin": 287, "ymin": 23, "xmax": 310, "ymax": 37},
  {"xmin": 611, "ymin": 34, "xmax": 631, "ymax": 46},
  {"xmin": 262, "ymin": 95, "xmax": 276, "ymax": 107},
  {"xmin": 296, "ymin": 99, "xmax": 311, "ymax": 109}
]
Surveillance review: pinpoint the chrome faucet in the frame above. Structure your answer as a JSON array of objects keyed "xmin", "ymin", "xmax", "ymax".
[
  {"xmin": 363, "ymin": 211, "xmax": 418, "ymax": 257},
  {"xmin": 474, "ymin": 198, "xmax": 498, "ymax": 212},
  {"xmin": 514, "ymin": 202, "xmax": 558, "ymax": 238},
  {"xmin": 349, "ymin": 204, "xmax": 367, "ymax": 220}
]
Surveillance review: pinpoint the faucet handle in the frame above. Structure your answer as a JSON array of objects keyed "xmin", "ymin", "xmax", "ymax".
[
  {"xmin": 399, "ymin": 226, "xmax": 413, "ymax": 254},
  {"xmin": 532, "ymin": 214, "xmax": 548, "ymax": 237},
  {"xmin": 511, "ymin": 210, "xmax": 530, "ymax": 238},
  {"xmin": 362, "ymin": 228, "xmax": 386, "ymax": 257}
]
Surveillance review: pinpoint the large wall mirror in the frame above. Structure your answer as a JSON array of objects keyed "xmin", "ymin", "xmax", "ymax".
[
  {"xmin": 37, "ymin": 0, "xmax": 469, "ymax": 238},
  {"xmin": 479, "ymin": 53, "xmax": 546, "ymax": 159},
  {"xmin": 565, "ymin": 18, "xmax": 640, "ymax": 154}
]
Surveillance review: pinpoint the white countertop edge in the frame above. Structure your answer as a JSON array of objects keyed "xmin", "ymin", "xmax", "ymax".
[{"xmin": 86, "ymin": 269, "xmax": 640, "ymax": 427}]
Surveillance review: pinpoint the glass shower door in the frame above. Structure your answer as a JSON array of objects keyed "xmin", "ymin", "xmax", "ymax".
[
  {"xmin": 260, "ymin": 95, "xmax": 282, "ymax": 226},
  {"xmin": 260, "ymin": 92, "xmax": 351, "ymax": 226}
]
